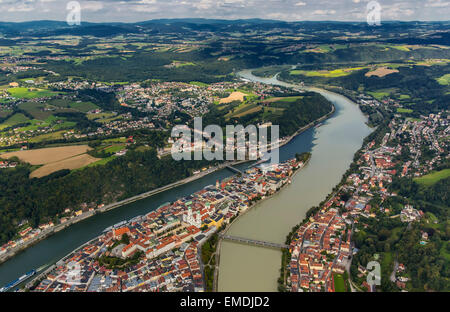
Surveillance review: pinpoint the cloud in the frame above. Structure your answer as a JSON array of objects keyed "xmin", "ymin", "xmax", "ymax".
[
  {"xmin": 425, "ymin": 0, "xmax": 449, "ymax": 8},
  {"xmin": 0, "ymin": 0, "xmax": 448, "ymax": 22},
  {"xmin": 312, "ymin": 9, "xmax": 336, "ymax": 16},
  {"xmin": 82, "ymin": 1, "xmax": 104, "ymax": 11}
]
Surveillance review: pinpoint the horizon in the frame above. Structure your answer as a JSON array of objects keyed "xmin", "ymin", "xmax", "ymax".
[
  {"xmin": 1, "ymin": 18, "xmax": 450, "ymax": 24},
  {"xmin": 1, "ymin": 0, "xmax": 449, "ymax": 23}
]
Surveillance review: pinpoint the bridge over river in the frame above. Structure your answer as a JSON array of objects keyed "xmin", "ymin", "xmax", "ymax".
[{"xmin": 220, "ymin": 234, "xmax": 289, "ymax": 250}]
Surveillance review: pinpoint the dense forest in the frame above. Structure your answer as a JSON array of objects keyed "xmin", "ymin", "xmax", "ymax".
[{"xmin": 351, "ymin": 176, "xmax": 450, "ymax": 291}]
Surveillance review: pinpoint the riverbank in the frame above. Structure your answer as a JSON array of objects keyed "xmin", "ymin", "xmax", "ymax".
[
  {"xmin": 0, "ymin": 92, "xmax": 334, "ymax": 269},
  {"xmin": 20, "ymin": 107, "xmax": 323, "ymax": 291},
  {"xmin": 213, "ymin": 153, "xmax": 312, "ymax": 291},
  {"xmin": 18, "ymin": 115, "xmax": 320, "ymax": 292},
  {"xmin": 0, "ymin": 159, "xmax": 248, "ymax": 267},
  {"xmin": 217, "ymin": 69, "xmax": 371, "ymax": 291}
]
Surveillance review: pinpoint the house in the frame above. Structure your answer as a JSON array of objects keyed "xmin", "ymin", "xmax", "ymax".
[{"xmin": 113, "ymin": 227, "xmax": 130, "ymax": 240}]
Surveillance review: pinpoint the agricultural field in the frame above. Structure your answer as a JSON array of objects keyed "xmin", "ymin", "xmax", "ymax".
[
  {"xmin": 88, "ymin": 155, "xmax": 117, "ymax": 167},
  {"xmin": 230, "ymin": 104, "xmax": 262, "ymax": 118},
  {"xmin": 165, "ymin": 61, "xmax": 196, "ymax": 68},
  {"xmin": 413, "ymin": 169, "xmax": 450, "ymax": 186},
  {"xmin": 365, "ymin": 67, "xmax": 399, "ymax": 78},
  {"xmin": 189, "ymin": 81, "xmax": 209, "ymax": 87},
  {"xmin": 219, "ymin": 91, "xmax": 247, "ymax": 104},
  {"xmin": 87, "ymin": 112, "xmax": 116, "ymax": 120},
  {"xmin": 103, "ymin": 144, "xmax": 126, "ymax": 154},
  {"xmin": 47, "ymin": 99, "xmax": 97, "ymax": 111},
  {"xmin": 0, "ymin": 113, "xmax": 29, "ymax": 129},
  {"xmin": 69, "ymin": 101, "xmax": 99, "ymax": 112},
  {"xmin": 7, "ymin": 87, "xmax": 57, "ymax": 99},
  {"xmin": 224, "ymin": 95, "xmax": 303, "ymax": 120},
  {"xmin": 28, "ymin": 130, "xmax": 67, "ymax": 143},
  {"xmin": 436, "ymin": 74, "xmax": 450, "ymax": 86},
  {"xmin": 30, "ymin": 153, "xmax": 99, "ymax": 178},
  {"xmin": 300, "ymin": 44, "xmax": 347, "ymax": 54},
  {"xmin": 397, "ymin": 108, "xmax": 413, "ymax": 113},
  {"xmin": 1, "ymin": 145, "xmax": 99, "ymax": 178},
  {"xmin": 1, "ymin": 145, "xmax": 92, "ymax": 164},
  {"xmin": 367, "ymin": 90, "xmax": 391, "ymax": 100},
  {"xmin": 290, "ymin": 67, "xmax": 365, "ymax": 78}
]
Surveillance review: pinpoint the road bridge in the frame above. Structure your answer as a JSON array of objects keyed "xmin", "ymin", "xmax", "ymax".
[
  {"xmin": 221, "ymin": 234, "xmax": 289, "ymax": 250},
  {"xmin": 225, "ymin": 165, "xmax": 244, "ymax": 175}
]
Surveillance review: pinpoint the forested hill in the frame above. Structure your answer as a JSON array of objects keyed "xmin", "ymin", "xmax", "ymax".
[
  {"xmin": 0, "ymin": 149, "xmax": 219, "ymax": 245},
  {"xmin": 203, "ymin": 91, "xmax": 333, "ymax": 137}
]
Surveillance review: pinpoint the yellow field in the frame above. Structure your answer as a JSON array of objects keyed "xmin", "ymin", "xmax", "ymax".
[
  {"xmin": 233, "ymin": 106, "xmax": 262, "ymax": 117},
  {"xmin": 30, "ymin": 153, "xmax": 99, "ymax": 178},
  {"xmin": 219, "ymin": 91, "xmax": 247, "ymax": 104},
  {"xmin": 365, "ymin": 67, "xmax": 399, "ymax": 78},
  {"xmin": 1, "ymin": 145, "xmax": 92, "ymax": 165}
]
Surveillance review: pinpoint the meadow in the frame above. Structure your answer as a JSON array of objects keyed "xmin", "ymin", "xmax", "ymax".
[
  {"xmin": 397, "ymin": 108, "xmax": 413, "ymax": 113},
  {"xmin": 7, "ymin": 87, "xmax": 57, "ymax": 99},
  {"xmin": 290, "ymin": 67, "xmax": 365, "ymax": 78},
  {"xmin": 436, "ymin": 74, "xmax": 450, "ymax": 86},
  {"xmin": 413, "ymin": 169, "xmax": 450, "ymax": 186},
  {"xmin": 0, "ymin": 113, "xmax": 29, "ymax": 129}
]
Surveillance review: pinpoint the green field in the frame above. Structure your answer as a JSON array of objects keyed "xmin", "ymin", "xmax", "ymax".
[
  {"xmin": 0, "ymin": 113, "xmax": 30, "ymax": 129},
  {"xmin": 69, "ymin": 101, "xmax": 99, "ymax": 112},
  {"xmin": 87, "ymin": 112, "xmax": 116, "ymax": 120},
  {"xmin": 368, "ymin": 91, "xmax": 391, "ymax": 100},
  {"xmin": 48, "ymin": 99, "xmax": 72, "ymax": 108},
  {"xmin": 103, "ymin": 137, "xmax": 127, "ymax": 144},
  {"xmin": 88, "ymin": 155, "xmax": 117, "ymax": 167},
  {"xmin": 189, "ymin": 81, "xmax": 208, "ymax": 87},
  {"xmin": 290, "ymin": 67, "xmax": 365, "ymax": 78},
  {"xmin": 436, "ymin": 74, "xmax": 450, "ymax": 86},
  {"xmin": 414, "ymin": 169, "xmax": 450, "ymax": 186},
  {"xmin": 18, "ymin": 101, "xmax": 54, "ymax": 120},
  {"xmin": 7, "ymin": 87, "xmax": 57, "ymax": 99},
  {"xmin": 333, "ymin": 274, "xmax": 346, "ymax": 292},
  {"xmin": 397, "ymin": 108, "xmax": 413, "ymax": 113},
  {"xmin": 28, "ymin": 130, "xmax": 66, "ymax": 143},
  {"xmin": 103, "ymin": 144, "xmax": 126, "ymax": 154}
]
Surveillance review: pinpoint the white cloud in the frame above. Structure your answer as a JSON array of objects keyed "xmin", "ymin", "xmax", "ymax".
[
  {"xmin": 7, "ymin": 3, "xmax": 34, "ymax": 12},
  {"xmin": 313, "ymin": 9, "xmax": 336, "ymax": 15},
  {"xmin": 425, "ymin": 0, "xmax": 449, "ymax": 8},
  {"xmin": 81, "ymin": 1, "xmax": 104, "ymax": 11}
]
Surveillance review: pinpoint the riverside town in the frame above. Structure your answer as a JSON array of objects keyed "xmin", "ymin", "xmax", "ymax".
[{"xmin": 0, "ymin": 0, "xmax": 449, "ymax": 305}]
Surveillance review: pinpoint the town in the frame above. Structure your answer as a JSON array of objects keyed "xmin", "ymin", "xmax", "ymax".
[
  {"xmin": 286, "ymin": 93, "xmax": 449, "ymax": 292},
  {"xmin": 24, "ymin": 158, "xmax": 306, "ymax": 292}
]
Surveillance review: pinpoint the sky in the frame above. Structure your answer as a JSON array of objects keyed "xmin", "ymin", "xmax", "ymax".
[{"xmin": 0, "ymin": 0, "xmax": 449, "ymax": 23}]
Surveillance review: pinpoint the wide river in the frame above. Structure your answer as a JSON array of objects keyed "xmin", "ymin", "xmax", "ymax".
[
  {"xmin": 217, "ymin": 70, "xmax": 372, "ymax": 291},
  {"xmin": 0, "ymin": 69, "xmax": 371, "ymax": 290}
]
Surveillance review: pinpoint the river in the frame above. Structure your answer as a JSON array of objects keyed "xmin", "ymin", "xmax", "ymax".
[
  {"xmin": 0, "ymin": 69, "xmax": 371, "ymax": 290},
  {"xmin": 217, "ymin": 70, "xmax": 372, "ymax": 291}
]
